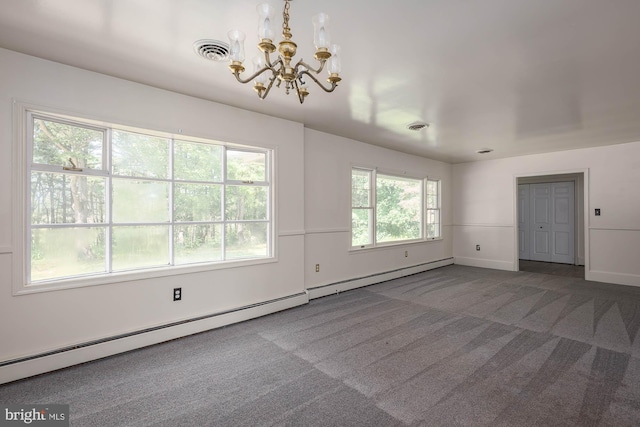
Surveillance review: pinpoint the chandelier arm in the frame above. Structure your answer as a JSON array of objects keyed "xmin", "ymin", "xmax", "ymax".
[
  {"xmin": 292, "ymin": 79, "xmax": 306, "ymax": 104},
  {"xmin": 259, "ymin": 74, "xmax": 279, "ymax": 100},
  {"xmin": 298, "ymin": 69, "xmax": 338, "ymax": 93},
  {"xmin": 232, "ymin": 65, "xmax": 274, "ymax": 84},
  {"xmin": 269, "ymin": 56, "xmax": 283, "ymax": 71},
  {"xmin": 296, "ymin": 59, "xmax": 327, "ymax": 75},
  {"xmin": 263, "ymin": 49, "xmax": 278, "ymax": 69}
]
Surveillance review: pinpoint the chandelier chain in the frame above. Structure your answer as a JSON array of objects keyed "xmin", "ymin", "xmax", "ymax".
[{"xmin": 282, "ymin": 1, "xmax": 292, "ymax": 39}]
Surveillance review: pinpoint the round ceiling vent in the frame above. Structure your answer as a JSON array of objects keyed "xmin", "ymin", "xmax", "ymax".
[
  {"xmin": 476, "ymin": 148, "xmax": 494, "ymax": 154},
  {"xmin": 193, "ymin": 39, "xmax": 230, "ymax": 61},
  {"xmin": 407, "ymin": 121, "xmax": 430, "ymax": 131}
]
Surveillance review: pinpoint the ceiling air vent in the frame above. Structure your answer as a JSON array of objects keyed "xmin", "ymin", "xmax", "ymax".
[
  {"xmin": 476, "ymin": 148, "xmax": 494, "ymax": 154},
  {"xmin": 407, "ymin": 121, "xmax": 430, "ymax": 131},
  {"xmin": 193, "ymin": 39, "xmax": 230, "ymax": 61}
]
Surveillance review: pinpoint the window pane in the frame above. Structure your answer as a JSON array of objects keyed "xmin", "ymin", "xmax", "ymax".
[
  {"xmin": 352, "ymin": 169, "xmax": 371, "ymax": 208},
  {"xmin": 31, "ymin": 172, "xmax": 105, "ymax": 225},
  {"xmin": 376, "ymin": 175, "xmax": 422, "ymax": 243},
  {"xmin": 225, "ymin": 185, "xmax": 268, "ymax": 220},
  {"xmin": 427, "ymin": 180, "xmax": 438, "ymax": 195},
  {"xmin": 174, "ymin": 183, "xmax": 222, "ymax": 222},
  {"xmin": 352, "ymin": 208, "xmax": 372, "ymax": 246},
  {"xmin": 427, "ymin": 180, "xmax": 439, "ymax": 209},
  {"xmin": 427, "ymin": 195, "xmax": 438, "ymax": 209},
  {"xmin": 226, "ymin": 150, "xmax": 266, "ymax": 182},
  {"xmin": 225, "ymin": 222, "xmax": 268, "ymax": 259},
  {"xmin": 33, "ymin": 118, "xmax": 104, "ymax": 170},
  {"xmin": 427, "ymin": 209, "xmax": 440, "ymax": 238},
  {"xmin": 112, "ymin": 130, "xmax": 169, "ymax": 178},
  {"xmin": 174, "ymin": 224, "xmax": 222, "ymax": 264},
  {"xmin": 174, "ymin": 140, "xmax": 223, "ymax": 182},
  {"xmin": 112, "ymin": 179, "xmax": 169, "ymax": 223},
  {"xmin": 112, "ymin": 226, "xmax": 169, "ymax": 270},
  {"xmin": 31, "ymin": 227, "xmax": 106, "ymax": 282}
]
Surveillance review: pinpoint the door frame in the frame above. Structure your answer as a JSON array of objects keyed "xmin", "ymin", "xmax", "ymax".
[{"xmin": 513, "ymin": 169, "xmax": 589, "ymax": 276}]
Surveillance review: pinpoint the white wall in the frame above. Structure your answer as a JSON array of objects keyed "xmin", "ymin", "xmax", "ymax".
[
  {"xmin": 0, "ymin": 48, "xmax": 455, "ymax": 383},
  {"xmin": 304, "ymin": 129, "xmax": 453, "ymax": 293},
  {"xmin": 0, "ymin": 48, "xmax": 306, "ymax": 382},
  {"xmin": 453, "ymin": 141, "xmax": 640, "ymax": 286}
]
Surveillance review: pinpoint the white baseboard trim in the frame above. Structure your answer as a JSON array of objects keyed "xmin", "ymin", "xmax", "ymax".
[
  {"xmin": 587, "ymin": 270, "xmax": 640, "ymax": 288},
  {"xmin": 454, "ymin": 257, "xmax": 514, "ymax": 271},
  {"xmin": 307, "ymin": 258, "xmax": 454, "ymax": 300},
  {"xmin": 0, "ymin": 292, "xmax": 308, "ymax": 385}
]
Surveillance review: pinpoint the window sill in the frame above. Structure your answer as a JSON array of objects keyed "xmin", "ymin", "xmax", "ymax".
[
  {"xmin": 14, "ymin": 257, "xmax": 278, "ymax": 296},
  {"xmin": 349, "ymin": 238, "xmax": 443, "ymax": 254}
]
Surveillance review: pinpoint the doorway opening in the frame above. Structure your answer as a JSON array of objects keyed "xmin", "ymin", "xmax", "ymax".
[{"xmin": 516, "ymin": 172, "xmax": 586, "ymax": 279}]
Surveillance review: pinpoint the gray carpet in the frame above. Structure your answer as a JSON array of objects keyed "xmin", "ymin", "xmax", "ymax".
[{"xmin": 2, "ymin": 265, "xmax": 640, "ymax": 426}]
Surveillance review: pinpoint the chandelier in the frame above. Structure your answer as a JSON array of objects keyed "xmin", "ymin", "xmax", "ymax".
[{"xmin": 227, "ymin": 0, "xmax": 341, "ymax": 103}]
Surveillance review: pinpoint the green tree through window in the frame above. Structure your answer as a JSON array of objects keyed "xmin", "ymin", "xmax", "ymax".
[{"xmin": 376, "ymin": 174, "xmax": 422, "ymax": 243}]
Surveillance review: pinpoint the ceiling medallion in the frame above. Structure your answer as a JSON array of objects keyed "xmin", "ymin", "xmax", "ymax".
[{"xmin": 227, "ymin": 0, "xmax": 342, "ymax": 103}]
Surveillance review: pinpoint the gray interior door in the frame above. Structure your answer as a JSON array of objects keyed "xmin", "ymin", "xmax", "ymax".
[
  {"xmin": 550, "ymin": 182, "xmax": 575, "ymax": 264},
  {"xmin": 519, "ymin": 181, "xmax": 575, "ymax": 264},
  {"xmin": 530, "ymin": 183, "xmax": 552, "ymax": 262},
  {"xmin": 518, "ymin": 184, "xmax": 530, "ymax": 260}
]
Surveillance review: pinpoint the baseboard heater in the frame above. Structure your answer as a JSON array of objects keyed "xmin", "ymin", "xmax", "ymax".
[
  {"xmin": 0, "ymin": 291, "xmax": 308, "ymax": 384},
  {"xmin": 2, "ymin": 258, "xmax": 454, "ymax": 384},
  {"xmin": 307, "ymin": 257, "xmax": 454, "ymax": 299}
]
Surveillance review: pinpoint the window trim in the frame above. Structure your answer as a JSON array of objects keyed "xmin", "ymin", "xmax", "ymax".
[
  {"xmin": 351, "ymin": 167, "xmax": 375, "ymax": 249},
  {"xmin": 350, "ymin": 166, "xmax": 442, "ymax": 250},
  {"xmin": 425, "ymin": 178, "xmax": 442, "ymax": 241},
  {"xmin": 13, "ymin": 103, "xmax": 276, "ymax": 295}
]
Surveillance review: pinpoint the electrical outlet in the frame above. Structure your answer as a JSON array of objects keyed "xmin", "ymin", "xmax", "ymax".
[
  {"xmin": 476, "ymin": 245, "xmax": 481, "ymax": 251},
  {"xmin": 173, "ymin": 287, "xmax": 182, "ymax": 301},
  {"xmin": 404, "ymin": 250, "xmax": 408, "ymax": 257},
  {"xmin": 315, "ymin": 264, "xmax": 320, "ymax": 273}
]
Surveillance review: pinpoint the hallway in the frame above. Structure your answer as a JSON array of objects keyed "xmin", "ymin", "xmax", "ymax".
[{"xmin": 519, "ymin": 260, "xmax": 585, "ymax": 279}]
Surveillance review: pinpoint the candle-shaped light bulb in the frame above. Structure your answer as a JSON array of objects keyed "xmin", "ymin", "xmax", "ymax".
[
  {"xmin": 253, "ymin": 56, "xmax": 267, "ymax": 85},
  {"xmin": 257, "ymin": 3, "xmax": 275, "ymax": 41},
  {"xmin": 312, "ymin": 13, "xmax": 331, "ymax": 50},
  {"xmin": 227, "ymin": 30, "xmax": 246, "ymax": 62},
  {"xmin": 328, "ymin": 44, "xmax": 341, "ymax": 74}
]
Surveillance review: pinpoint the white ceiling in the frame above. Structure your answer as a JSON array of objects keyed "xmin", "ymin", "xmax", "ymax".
[{"xmin": 2, "ymin": 0, "xmax": 640, "ymax": 163}]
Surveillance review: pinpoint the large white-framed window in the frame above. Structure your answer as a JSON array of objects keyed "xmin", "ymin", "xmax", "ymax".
[
  {"xmin": 351, "ymin": 167, "xmax": 441, "ymax": 248},
  {"xmin": 24, "ymin": 109, "xmax": 272, "ymax": 288}
]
